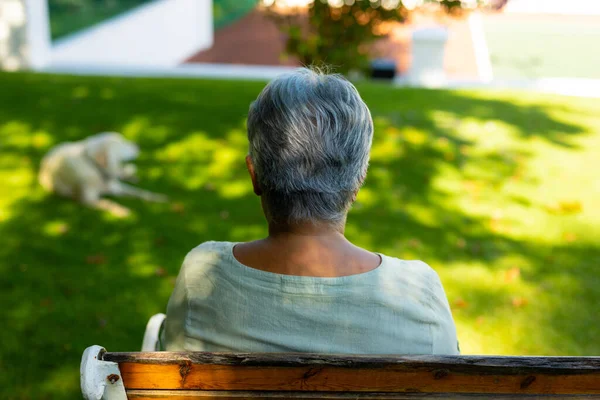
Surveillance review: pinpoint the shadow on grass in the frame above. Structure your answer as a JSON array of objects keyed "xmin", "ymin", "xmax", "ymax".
[{"xmin": 0, "ymin": 73, "xmax": 598, "ymax": 399}]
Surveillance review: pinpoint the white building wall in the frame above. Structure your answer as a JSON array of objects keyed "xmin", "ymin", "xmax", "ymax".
[
  {"xmin": 504, "ymin": 0, "xmax": 600, "ymax": 15},
  {"xmin": 51, "ymin": 0, "xmax": 213, "ymax": 68}
]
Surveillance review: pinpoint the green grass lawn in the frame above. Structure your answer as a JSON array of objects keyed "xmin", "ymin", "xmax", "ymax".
[{"xmin": 0, "ymin": 72, "xmax": 599, "ymax": 399}]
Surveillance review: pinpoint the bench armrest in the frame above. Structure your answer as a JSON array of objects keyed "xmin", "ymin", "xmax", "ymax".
[
  {"xmin": 141, "ymin": 313, "xmax": 166, "ymax": 351},
  {"xmin": 81, "ymin": 345, "xmax": 127, "ymax": 400}
]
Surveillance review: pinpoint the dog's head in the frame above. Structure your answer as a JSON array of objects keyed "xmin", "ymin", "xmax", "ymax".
[
  {"xmin": 84, "ymin": 132, "xmax": 140, "ymax": 178},
  {"xmin": 104, "ymin": 132, "xmax": 139, "ymax": 161}
]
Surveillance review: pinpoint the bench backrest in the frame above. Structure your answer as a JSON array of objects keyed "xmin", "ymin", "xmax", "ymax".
[{"xmin": 86, "ymin": 348, "xmax": 600, "ymax": 399}]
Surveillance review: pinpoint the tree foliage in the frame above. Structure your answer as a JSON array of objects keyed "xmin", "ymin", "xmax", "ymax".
[
  {"xmin": 48, "ymin": 0, "xmax": 150, "ymax": 12},
  {"xmin": 264, "ymin": 0, "xmax": 486, "ymax": 74}
]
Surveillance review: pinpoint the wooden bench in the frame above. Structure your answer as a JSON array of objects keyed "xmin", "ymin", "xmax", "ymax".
[
  {"xmin": 81, "ymin": 314, "xmax": 600, "ymax": 399},
  {"xmin": 81, "ymin": 345, "xmax": 600, "ymax": 399}
]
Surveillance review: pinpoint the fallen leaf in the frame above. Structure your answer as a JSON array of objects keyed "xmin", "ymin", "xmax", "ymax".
[
  {"xmin": 155, "ymin": 267, "xmax": 167, "ymax": 277},
  {"xmin": 436, "ymin": 137, "xmax": 450, "ymax": 148},
  {"xmin": 407, "ymin": 238, "xmax": 421, "ymax": 248},
  {"xmin": 453, "ymin": 298, "xmax": 469, "ymax": 309},
  {"xmin": 86, "ymin": 254, "xmax": 106, "ymax": 265},
  {"xmin": 463, "ymin": 180, "xmax": 481, "ymax": 195},
  {"xmin": 544, "ymin": 204, "xmax": 561, "ymax": 214},
  {"xmin": 490, "ymin": 219, "xmax": 502, "ymax": 233},
  {"xmin": 53, "ymin": 222, "xmax": 69, "ymax": 235},
  {"xmin": 512, "ymin": 297, "xmax": 529, "ymax": 308},
  {"xmin": 559, "ymin": 201, "xmax": 583, "ymax": 214},
  {"xmin": 545, "ymin": 201, "xmax": 583, "ymax": 215},
  {"xmin": 404, "ymin": 129, "xmax": 427, "ymax": 146},
  {"xmin": 504, "ymin": 267, "xmax": 521, "ymax": 283},
  {"xmin": 171, "ymin": 202, "xmax": 185, "ymax": 214},
  {"xmin": 40, "ymin": 298, "xmax": 53, "ymax": 308},
  {"xmin": 385, "ymin": 126, "xmax": 402, "ymax": 138}
]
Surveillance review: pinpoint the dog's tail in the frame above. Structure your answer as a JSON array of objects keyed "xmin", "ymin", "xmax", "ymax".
[
  {"xmin": 38, "ymin": 147, "xmax": 67, "ymax": 192},
  {"xmin": 38, "ymin": 155, "xmax": 53, "ymax": 192},
  {"xmin": 39, "ymin": 144, "xmax": 69, "ymax": 192}
]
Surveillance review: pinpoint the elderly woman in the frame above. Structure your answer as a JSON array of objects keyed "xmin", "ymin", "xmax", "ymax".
[{"xmin": 163, "ymin": 68, "xmax": 459, "ymax": 354}]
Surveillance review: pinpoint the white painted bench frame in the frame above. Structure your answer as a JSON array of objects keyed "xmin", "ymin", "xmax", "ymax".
[
  {"xmin": 81, "ymin": 345, "xmax": 127, "ymax": 400},
  {"xmin": 81, "ymin": 313, "xmax": 165, "ymax": 400}
]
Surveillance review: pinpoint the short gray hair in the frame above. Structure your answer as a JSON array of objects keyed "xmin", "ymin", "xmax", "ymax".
[{"xmin": 247, "ymin": 68, "xmax": 374, "ymax": 225}]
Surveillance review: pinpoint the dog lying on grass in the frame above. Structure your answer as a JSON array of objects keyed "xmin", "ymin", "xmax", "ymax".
[{"xmin": 39, "ymin": 132, "xmax": 167, "ymax": 216}]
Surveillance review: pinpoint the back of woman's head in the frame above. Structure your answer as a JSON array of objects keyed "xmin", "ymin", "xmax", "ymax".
[{"xmin": 247, "ymin": 68, "xmax": 374, "ymax": 225}]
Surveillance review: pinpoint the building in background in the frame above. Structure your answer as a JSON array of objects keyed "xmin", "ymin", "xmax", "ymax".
[
  {"xmin": 1, "ymin": 0, "xmax": 599, "ymax": 95},
  {"xmin": 0, "ymin": 0, "xmax": 213, "ymax": 70}
]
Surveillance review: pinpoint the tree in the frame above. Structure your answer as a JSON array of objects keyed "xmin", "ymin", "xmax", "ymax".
[{"xmin": 263, "ymin": 0, "xmax": 488, "ymax": 75}]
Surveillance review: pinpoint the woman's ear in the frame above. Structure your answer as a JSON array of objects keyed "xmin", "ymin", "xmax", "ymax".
[{"xmin": 246, "ymin": 154, "xmax": 262, "ymax": 196}]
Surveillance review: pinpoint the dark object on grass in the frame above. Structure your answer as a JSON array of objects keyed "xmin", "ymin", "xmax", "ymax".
[{"xmin": 371, "ymin": 59, "xmax": 397, "ymax": 80}]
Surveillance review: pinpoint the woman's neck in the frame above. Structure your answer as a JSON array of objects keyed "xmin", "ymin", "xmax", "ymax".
[
  {"xmin": 232, "ymin": 218, "xmax": 381, "ymax": 277},
  {"xmin": 267, "ymin": 219, "xmax": 345, "ymax": 237}
]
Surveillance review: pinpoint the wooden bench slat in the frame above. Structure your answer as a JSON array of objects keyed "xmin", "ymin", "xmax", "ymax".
[
  {"xmin": 126, "ymin": 389, "xmax": 600, "ymax": 399},
  {"xmin": 116, "ymin": 363, "xmax": 600, "ymax": 394},
  {"xmin": 103, "ymin": 352, "xmax": 600, "ymax": 396},
  {"xmin": 103, "ymin": 352, "xmax": 600, "ymax": 371}
]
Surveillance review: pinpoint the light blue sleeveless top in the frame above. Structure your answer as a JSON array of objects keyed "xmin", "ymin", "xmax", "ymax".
[{"xmin": 163, "ymin": 241, "xmax": 459, "ymax": 355}]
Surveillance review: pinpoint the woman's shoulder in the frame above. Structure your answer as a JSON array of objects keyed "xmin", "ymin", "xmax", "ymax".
[
  {"xmin": 379, "ymin": 254, "xmax": 458, "ymax": 353},
  {"xmin": 181, "ymin": 241, "xmax": 235, "ymax": 271},
  {"xmin": 379, "ymin": 254, "xmax": 440, "ymax": 279},
  {"xmin": 186, "ymin": 240, "xmax": 233, "ymax": 254},
  {"xmin": 378, "ymin": 254, "xmax": 446, "ymax": 295}
]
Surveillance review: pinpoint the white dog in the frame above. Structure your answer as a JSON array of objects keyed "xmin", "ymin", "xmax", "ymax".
[{"xmin": 39, "ymin": 132, "xmax": 166, "ymax": 215}]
